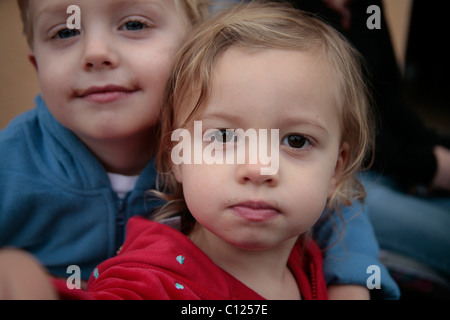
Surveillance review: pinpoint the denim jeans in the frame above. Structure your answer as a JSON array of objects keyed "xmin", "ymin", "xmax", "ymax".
[{"xmin": 361, "ymin": 171, "xmax": 450, "ymax": 278}]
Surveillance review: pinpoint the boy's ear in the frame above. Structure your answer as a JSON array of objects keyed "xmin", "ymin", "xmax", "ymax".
[
  {"xmin": 28, "ymin": 51, "xmax": 38, "ymax": 71},
  {"xmin": 328, "ymin": 142, "xmax": 349, "ymax": 197},
  {"xmin": 172, "ymin": 164, "xmax": 183, "ymax": 184}
]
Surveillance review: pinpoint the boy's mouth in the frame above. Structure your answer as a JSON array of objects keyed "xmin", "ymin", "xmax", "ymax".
[{"xmin": 75, "ymin": 85, "xmax": 139, "ymax": 104}]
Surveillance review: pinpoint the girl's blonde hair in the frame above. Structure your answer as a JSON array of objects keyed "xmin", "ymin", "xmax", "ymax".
[
  {"xmin": 154, "ymin": 1, "xmax": 375, "ymax": 233},
  {"xmin": 17, "ymin": 0, "xmax": 211, "ymax": 47}
]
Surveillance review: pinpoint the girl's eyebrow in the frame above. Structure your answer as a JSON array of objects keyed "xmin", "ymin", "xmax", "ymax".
[
  {"xmin": 278, "ymin": 115, "xmax": 329, "ymax": 134},
  {"xmin": 200, "ymin": 110, "xmax": 329, "ymax": 136},
  {"xmin": 200, "ymin": 111, "xmax": 242, "ymax": 124}
]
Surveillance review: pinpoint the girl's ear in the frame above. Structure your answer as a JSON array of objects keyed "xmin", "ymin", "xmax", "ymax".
[
  {"xmin": 172, "ymin": 164, "xmax": 183, "ymax": 184},
  {"xmin": 328, "ymin": 141, "xmax": 349, "ymax": 197},
  {"xmin": 28, "ymin": 51, "xmax": 38, "ymax": 71}
]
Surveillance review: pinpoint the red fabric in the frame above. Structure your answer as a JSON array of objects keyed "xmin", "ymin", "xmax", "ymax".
[{"xmin": 56, "ymin": 217, "xmax": 328, "ymax": 300}]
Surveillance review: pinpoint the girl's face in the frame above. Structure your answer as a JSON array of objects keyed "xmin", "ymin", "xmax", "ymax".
[
  {"xmin": 174, "ymin": 47, "xmax": 348, "ymax": 252},
  {"xmin": 29, "ymin": 0, "xmax": 187, "ymax": 148}
]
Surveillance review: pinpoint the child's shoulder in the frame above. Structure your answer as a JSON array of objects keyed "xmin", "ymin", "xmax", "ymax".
[
  {"xmin": 1, "ymin": 95, "xmax": 53, "ymax": 141},
  {"xmin": 120, "ymin": 217, "xmax": 183, "ymax": 252},
  {"xmin": 0, "ymin": 106, "xmax": 41, "ymax": 162},
  {"xmin": 106, "ymin": 217, "xmax": 224, "ymax": 278},
  {"xmin": 0, "ymin": 107, "xmax": 38, "ymax": 140}
]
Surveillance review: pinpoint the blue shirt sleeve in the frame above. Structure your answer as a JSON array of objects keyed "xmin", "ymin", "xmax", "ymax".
[{"xmin": 314, "ymin": 201, "xmax": 400, "ymax": 299}]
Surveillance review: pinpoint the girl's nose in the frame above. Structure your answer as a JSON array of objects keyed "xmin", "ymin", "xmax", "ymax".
[{"xmin": 236, "ymin": 161, "xmax": 279, "ymax": 186}]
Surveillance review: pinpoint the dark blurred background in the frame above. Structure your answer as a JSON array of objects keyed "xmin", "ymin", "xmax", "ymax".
[{"xmin": 404, "ymin": 0, "xmax": 450, "ymax": 137}]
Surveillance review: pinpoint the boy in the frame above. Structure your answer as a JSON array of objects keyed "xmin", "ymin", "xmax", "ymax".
[{"xmin": 0, "ymin": 0, "xmax": 209, "ymax": 280}]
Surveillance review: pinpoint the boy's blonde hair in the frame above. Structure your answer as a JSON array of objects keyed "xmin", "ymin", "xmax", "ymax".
[
  {"xmin": 154, "ymin": 1, "xmax": 375, "ymax": 233},
  {"xmin": 17, "ymin": 0, "xmax": 211, "ymax": 47}
]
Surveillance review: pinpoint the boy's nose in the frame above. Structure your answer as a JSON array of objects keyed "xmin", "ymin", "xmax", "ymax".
[{"xmin": 82, "ymin": 35, "xmax": 119, "ymax": 71}]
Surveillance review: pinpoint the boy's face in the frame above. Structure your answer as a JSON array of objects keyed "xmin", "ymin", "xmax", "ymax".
[
  {"xmin": 29, "ymin": 0, "xmax": 188, "ymax": 146},
  {"xmin": 175, "ymin": 47, "xmax": 348, "ymax": 251}
]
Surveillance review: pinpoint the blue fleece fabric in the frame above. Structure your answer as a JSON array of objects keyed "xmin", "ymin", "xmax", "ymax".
[
  {"xmin": 0, "ymin": 95, "xmax": 158, "ymax": 279},
  {"xmin": 314, "ymin": 202, "xmax": 400, "ymax": 299}
]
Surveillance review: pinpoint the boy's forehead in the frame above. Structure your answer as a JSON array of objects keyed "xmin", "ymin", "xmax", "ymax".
[{"xmin": 29, "ymin": 0, "xmax": 174, "ymax": 17}]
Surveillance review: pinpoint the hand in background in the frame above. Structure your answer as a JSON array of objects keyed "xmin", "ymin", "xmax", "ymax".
[
  {"xmin": 432, "ymin": 145, "xmax": 450, "ymax": 192},
  {"xmin": 323, "ymin": 0, "xmax": 355, "ymax": 29}
]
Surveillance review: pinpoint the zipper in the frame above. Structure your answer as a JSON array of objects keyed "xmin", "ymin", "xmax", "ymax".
[
  {"xmin": 115, "ymin": 196, "xmax": 128, "ymax": 252},
  {"xmin": 309, "ymin": 261, "xmax": 318, "ymax": 299}
]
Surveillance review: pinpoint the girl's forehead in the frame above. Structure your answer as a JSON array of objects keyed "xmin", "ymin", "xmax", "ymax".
[
  {"xmin": 177, "ymin": 45, "xmax": 341, "ymax": 123},
  {"xmin": 212, "ymin": 46, "xmax": 341, "ymax": 105},
  {"xmin": 178, "ymin": 47, "xmax": 340, "ymax": 131}
]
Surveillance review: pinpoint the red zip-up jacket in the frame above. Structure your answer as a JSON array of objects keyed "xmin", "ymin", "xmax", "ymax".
[{"xmin": 56, "ymin": 217, "xmax": 328, "ymax": 300}]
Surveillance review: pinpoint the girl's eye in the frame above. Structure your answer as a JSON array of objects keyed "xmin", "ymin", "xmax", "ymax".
[
  {"xmin": 281, "ymin": 134, "xmax": 311, "ymax": 149},
  {"xmin": 212, "ymin": 129, "xmax": 237, "ymax": 144},
  {"xmin": 55, "ymin": 28, "xmax": 80, "ymax": 39},
  {"xmin": 121, "ymin": 20, "xmax": 146, "ymax": 31}
]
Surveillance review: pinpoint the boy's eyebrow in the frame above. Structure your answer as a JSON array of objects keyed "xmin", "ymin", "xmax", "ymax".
[
  {"xmin": 106, "ymin": 0, "xmax": 166, "ymax": 12},
  {"xmin": 34, "ymin": 3, "xmax": 71, "ymax": 23},
  {"xmin": 34, "ymin": 0, "xmax": 165, "ymax": 22}
]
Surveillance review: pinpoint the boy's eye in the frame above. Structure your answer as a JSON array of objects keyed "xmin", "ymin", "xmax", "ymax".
[
  {"xmin": 121, "ymin": 20, "xmax": 146, "ymax": 31},
  {"xmin": 55, "ymin": 28, "xmax": 80, "ymax": 39},
  {"xmin": 212, "ymin": 129, "xmax": 237, "ymax": 144},
  {"xmin": 281, "ymin": 134, "xmax": 311, "ymax": 149}
]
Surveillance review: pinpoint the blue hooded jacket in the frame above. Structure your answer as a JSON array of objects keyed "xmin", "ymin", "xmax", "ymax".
[{"xmin": 0, "ymin": 95, "xmax": 158, "ymax": 279}]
